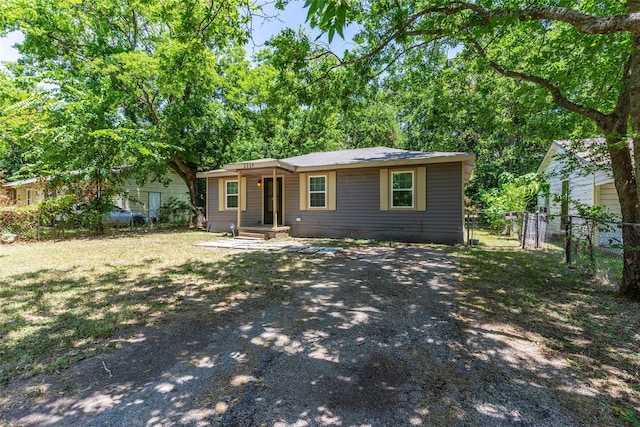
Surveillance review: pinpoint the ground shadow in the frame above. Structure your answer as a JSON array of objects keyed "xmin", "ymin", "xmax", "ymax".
[{"xmin": 1, "ymin": 244, "xmax": 633, "ymax": 426}]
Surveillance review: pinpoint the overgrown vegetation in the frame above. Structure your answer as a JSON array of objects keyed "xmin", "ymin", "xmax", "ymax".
[
  {"xmin": 158, "ymin": 197, "xmax": 201, "ymax": 226},
  {"xmin": 475, "ymin": 172, "xmax": 548, "ymax": 234},
  {"xmin": 0, "ymin": 204, "xmax": 39, "ymax": 239}
]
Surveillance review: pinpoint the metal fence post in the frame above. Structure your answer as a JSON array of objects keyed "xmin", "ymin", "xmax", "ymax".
[
  {"xmin": 535, "ymin": 212, "xmax": 540, "ymax": 249},
  {"xmin": 466, "ymin": 210, "xmax": 470, "ymax": 245},
  {"xmin": 521, "ymin": 212, "xmax": 528, "ymax": 249},
  {"xmin": 565, "ymin": 216, "xmax": 572, "ymax": 264}
]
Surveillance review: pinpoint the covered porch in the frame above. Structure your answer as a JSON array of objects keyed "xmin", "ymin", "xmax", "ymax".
[{"xmin": 224, "ymin": 159, "xmax": 296, "ymax": 240}]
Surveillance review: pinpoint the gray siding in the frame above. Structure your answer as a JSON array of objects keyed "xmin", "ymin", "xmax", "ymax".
[
  {"xmin": 206, "ymin": 176, "xmax": 265, "ymax": 232},
  {"xmin": 286, "ymin": 164, "xmax": 463, "ymax": 244},
  {"xmin": 206, "ymin": 163, "xmax": 465, "ymax": 244},
  {"xmin": 206, "ymin": 177, "xmax": 235, "ymax": 232}
]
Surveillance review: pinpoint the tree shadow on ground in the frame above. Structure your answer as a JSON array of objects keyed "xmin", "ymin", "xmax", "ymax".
[
  {"xmin": 2, "ymin": 244, "xmax": 636, "ymax": 426},
  {"xmin": 454, "ymin": 247, "xmax": 640, "ymax": 425}
]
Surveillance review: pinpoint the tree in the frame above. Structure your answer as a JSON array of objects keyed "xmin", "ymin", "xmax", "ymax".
[
  {"xmin": 234, "ymin": 29, "xmax": 403, "ymax": 161},
  {"xmin": 479, "ymin": 172, "xmax": 548, "ymax": 233},
  {"xmin": 4, "ymin": 0, "xmax": 253, "ymax": 221},
  {"xmin": 302, "ymin": 0, "xmax": 640, "ymax": 299},
  {"xmin": 383, "ymin": 48, "xmax": 593, "ymax": 199},
  {"xmin": 0, "ymin": 70, "xmax": 44, "ymax": 181}
]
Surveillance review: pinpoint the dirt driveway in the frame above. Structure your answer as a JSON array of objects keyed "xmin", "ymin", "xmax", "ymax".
[{"xmin": 4, "ymin": 245, "xmax": 595, "ymax": 426}]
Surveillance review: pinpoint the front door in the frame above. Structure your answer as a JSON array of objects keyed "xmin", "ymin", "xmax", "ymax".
[
  {"xmin": 263, "ymin": 177, "xmax": 283, "ymax": 226},
  {"xmin": 149, "ymin": 192, "xmax": 161, "ymax": 222}
]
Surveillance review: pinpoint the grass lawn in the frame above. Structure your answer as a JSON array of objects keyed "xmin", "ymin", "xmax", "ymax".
[
  {"xmin": 0, "ymin": 230, "xmax": 327, "ymax": 385},
  {"xmin": 452, "ymin": 245, "xmax": 640, "ymax": 424}
]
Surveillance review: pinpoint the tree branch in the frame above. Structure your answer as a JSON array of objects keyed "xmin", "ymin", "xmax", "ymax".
[
  {"xmin": 407, "ymin": 2, "xmax": 640, "ymax": 35},
  {"xmin": 469, "ymin": 38, "xmax": 609, "ymax": 126}
]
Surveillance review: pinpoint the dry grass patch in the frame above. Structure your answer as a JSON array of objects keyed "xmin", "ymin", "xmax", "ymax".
[{"xmin": 0, "ymin": 230, "xmax": 328, "ymax": 385}]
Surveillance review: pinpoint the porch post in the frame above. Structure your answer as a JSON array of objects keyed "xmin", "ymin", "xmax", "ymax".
[
  {"xmin": 237, "ymin": 171, "xmax": 242, "ymax": 228},
  {"xmin": 272, "ymin": 168, "xmax": 278, "ymax": 230}
]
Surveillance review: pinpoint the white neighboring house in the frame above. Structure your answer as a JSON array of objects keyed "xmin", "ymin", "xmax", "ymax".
[
  {"xmin": 2, "ymin": 170, "xmax": 190, "ymax": 220},
  {"xmin": 537, "ymin": 139, "xmax": 621, "ymax": 241}
]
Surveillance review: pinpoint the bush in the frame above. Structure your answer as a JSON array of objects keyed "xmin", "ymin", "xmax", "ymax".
[
  {"xmin": 38, "ymin": 195, "xmax": 79, "ymax": 237},
  {"xmin": 0, "ymin": 205, "xmax": 40, "ymax": 240},
  {"xmin": 479, "ymin": 172, "xmax": 549, "ymax": 233},
  {"xmin": 158, "ymin": 197, "xmax": 199, "ymax": 225}
]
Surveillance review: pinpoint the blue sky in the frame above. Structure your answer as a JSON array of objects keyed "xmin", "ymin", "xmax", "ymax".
[
  {"xmin": 0, "ymin": 1, "xmax": 357, "ymax": 63},
  {"xmin": 0, "ymin": 31, "xmax": 23, "ymax": 62}
]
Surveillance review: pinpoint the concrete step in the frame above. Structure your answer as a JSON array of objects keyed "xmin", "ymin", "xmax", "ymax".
[{"xmin": 236, "ymin": 232, "xmax": 267, "ymax": 240}]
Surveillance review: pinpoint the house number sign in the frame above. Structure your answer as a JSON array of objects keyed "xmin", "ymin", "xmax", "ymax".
[{"xmin": 241, "ymin": 162, "xmax": 255, "ymax": 169}]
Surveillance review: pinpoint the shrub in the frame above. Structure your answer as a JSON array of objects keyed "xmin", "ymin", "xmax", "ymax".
[
  {"xmin": 159, "ymin": 197, "xmax": 199, "ymax": 225},
  {"xmin": 0, "ymin": 205, "xmax": 40, "ymax": 240},
  {"xmin": 38, "ymin": 195, "xmax": 79, "ymax": 237},
  {"xmin": 479, "ymin": 172, "xmax": 549, "ymax": 233}
]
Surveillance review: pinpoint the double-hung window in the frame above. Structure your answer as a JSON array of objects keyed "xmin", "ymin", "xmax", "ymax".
[
  {"xmin": 391, "ymin": 171, "xmax": 414, "ymax": 208},
  {"xmin": 226, "ymin": 180, "xmax": 239, "ymax": 209},
  {"xmin": 308, "ymin": 175, "xmax": 327, "ymax": 208}
]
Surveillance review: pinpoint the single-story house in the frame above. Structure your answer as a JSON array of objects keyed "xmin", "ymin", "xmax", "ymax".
[
  {"xmin": 197, "ymin": 146, "xmax": 475, "ymax": 244},
  {"xmin": 2, "ymin": 170, "xmax": 190, "ymax": 220},
  {"xmin": 537, "ymin": 139, "xmax": 621, "ymax": 240}
]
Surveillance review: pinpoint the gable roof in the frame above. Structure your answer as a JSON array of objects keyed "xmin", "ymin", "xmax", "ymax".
[
  {"xmin": 198, "ymin": 146, "xmax": 475, "ymax": 181},
  {"xmin": 537, "ymin": 139, "xmax": 616, "ymax": 187},
  {"xmin": 538, "ymin": 139, "xmax": 611, "ymax": 174},
  {"xmin": 2, "ymin": 176, "xmax": 43, "ymax": 188}
]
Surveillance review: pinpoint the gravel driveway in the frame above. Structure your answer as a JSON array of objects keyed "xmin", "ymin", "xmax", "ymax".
[{"xmin": 5, "ymin": 245, "xmax": 594, "ymax": 426}]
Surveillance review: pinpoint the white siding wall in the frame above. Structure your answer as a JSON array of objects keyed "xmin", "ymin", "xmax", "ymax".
[
  {"xmin": 540, "ymin": 147, "xmax": 620, "ymax": 237},
  {"xmin": 596, "ymin": 183, "xmax": 621, "ymax": 218},
  {"xmin": 113, "ymin": 172, "xmax": 190, "ymax": 213},
  {"xmin": 12, "ymin": 186, "xmax": 46, "ymax": 206}
]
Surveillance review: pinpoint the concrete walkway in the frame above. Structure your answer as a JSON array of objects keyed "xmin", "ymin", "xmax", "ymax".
[{"xmin": 195, "ymin": 238, "xmax": 342, "ymax": 255}]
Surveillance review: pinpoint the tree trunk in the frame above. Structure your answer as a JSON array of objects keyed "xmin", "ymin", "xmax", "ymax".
[
  {"xmin": 618, "ymin": 26, "xmax": 640, "ymax": 297},
  {"xmin": 602, "ymin": 118, "xmax": 640, "ymax": 296},
  {"xmin": 168, "ymin": 158, "xmax": 201, "ymax": 227}
]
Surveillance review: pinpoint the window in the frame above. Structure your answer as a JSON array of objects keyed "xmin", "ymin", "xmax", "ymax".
[
  {"xmin": 226, "ymin": 180, "xmax": 238, "ymax": 209},
  {"xmin": 299, "ymin": 172, "xmax": 336, "ymax": 211},
  {"xmin": 218, "ymin": 177, "xmax": 246, "ymax": 212},
  {"xmin": 391, "ymin": 171, "xmax": 414, "ymax": 208},
  {"xmin": 308, "ymin": 175, "xmax": 326, "ymax": 208},
  {"xmin": 26, "ymin": 189, "xmax": 32, "ymax": 206}
]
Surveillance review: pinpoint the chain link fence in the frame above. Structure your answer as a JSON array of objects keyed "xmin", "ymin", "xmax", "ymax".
[
  {"xmin": 465, "ymin": 210, "xmax": 548, "ymax": 249},
  {"xmin": 562, "ymin": 216, "xmax": 628, "ymax": 286},
  {"xmin": 465, "ymin": 211, "xmax": 629, "ymax": 286}
]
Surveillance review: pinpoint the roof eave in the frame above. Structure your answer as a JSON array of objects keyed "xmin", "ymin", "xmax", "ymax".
[
  {"xmin": 196, "ymin": 169, "xmax": 237, "ymax": 178},
  {"xmin": 537, "ymin": 142, "xmax": 563, "ymax": 174},
  {"xmin": 2, "ymin": 178, "xmax": 41, "ymax": 188},
  {"xmin": 294, "ymin": 154, "xmax": 476, "ymax": 173}
]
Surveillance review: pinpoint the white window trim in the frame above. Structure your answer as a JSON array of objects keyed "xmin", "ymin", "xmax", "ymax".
[
  {"xmin": 225, "ymin": 180, "xmax": 239, "ymax": 210},
  {"xmin": 308, "ymin": 175, "xmax": 327, "ymax": 209},
  {"xmin": 391, "ymin": 170, "xmax": 415, "ymax": 209},
  {"xmin": 26, "ymin": 189, "xmax": 33, "ymax": 206}
]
